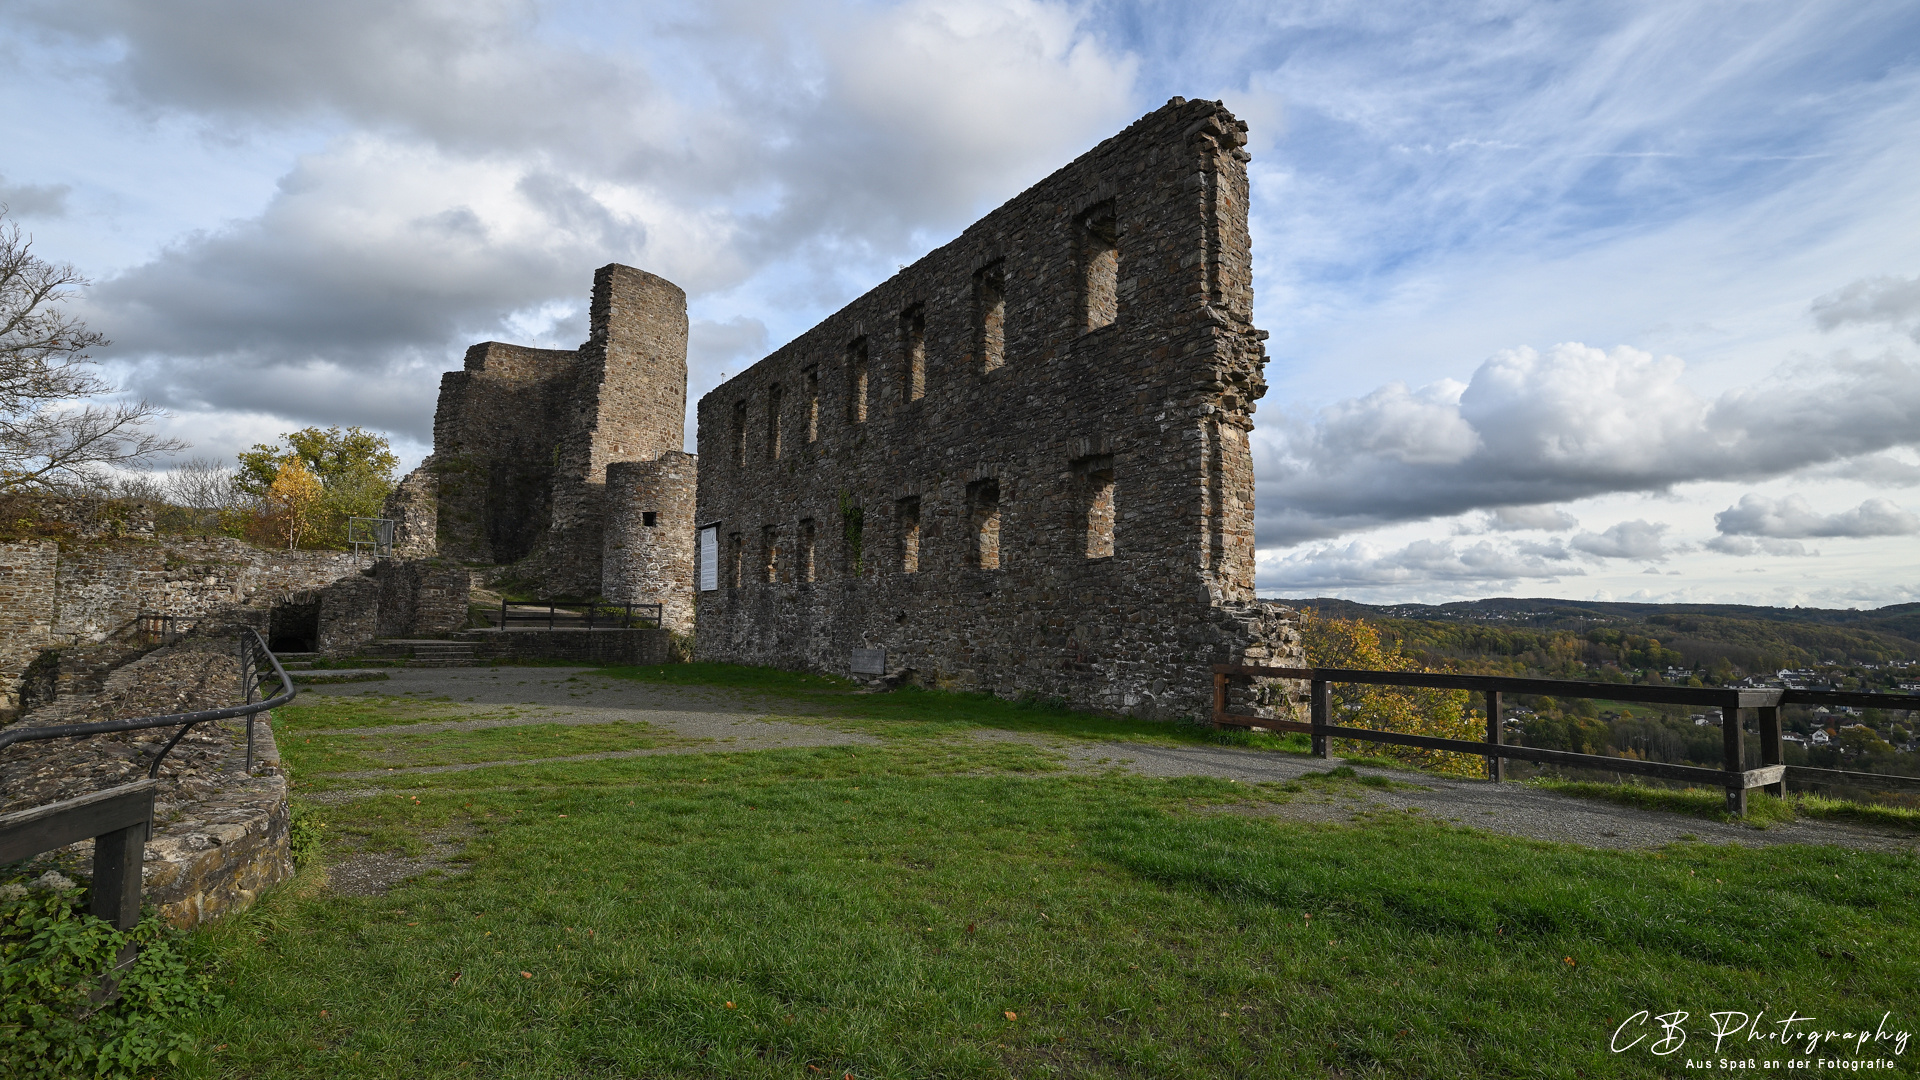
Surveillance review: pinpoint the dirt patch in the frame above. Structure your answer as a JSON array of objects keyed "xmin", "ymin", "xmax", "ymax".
[{"xmin": 325, "ymin": 827, "xmax": 473, "ymax": 898}]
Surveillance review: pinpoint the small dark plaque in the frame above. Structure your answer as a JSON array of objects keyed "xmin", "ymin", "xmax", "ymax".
[{"xmin": 850, "ymin": 648, "xmax": 887, "ymax": 675}]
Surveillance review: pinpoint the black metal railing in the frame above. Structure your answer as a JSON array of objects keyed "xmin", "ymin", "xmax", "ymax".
[
  {"xmin": 1, "ymin": 628, "xmax": 296, "ymax": 779},
  {"xmin": 1214, "ymin": 664, "xmax": 1920, "ymax": 817},
  {"xmin": 496, "ymin": 598, "xmax": 662, "ymax": 630},
  {"xmin": 0, "ymin": 630, "xmax": 296, "ymax": 938}
]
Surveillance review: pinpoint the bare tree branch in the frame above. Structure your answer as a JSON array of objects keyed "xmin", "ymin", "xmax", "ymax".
[{"xmin": 0, "ymin": 208, "xmax": 185, "ymax": 492}]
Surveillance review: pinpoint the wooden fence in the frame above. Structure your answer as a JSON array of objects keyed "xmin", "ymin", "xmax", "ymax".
[{"xmin": 1213, "ymin": 664, "xmax": 1920, "ymax": 816}]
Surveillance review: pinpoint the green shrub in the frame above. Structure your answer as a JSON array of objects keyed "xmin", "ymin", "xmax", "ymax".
[
  {"xmin": 1, "ymin": 879, "xmax": 215, "ymax": 1079},
  {"xmin": 288, "ymin": 802, "xmax": 327, "ymax": 867}
]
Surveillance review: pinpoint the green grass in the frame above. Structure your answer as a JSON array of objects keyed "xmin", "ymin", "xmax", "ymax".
[
  {"xmin": 286, "ymin": 721, "xmax": 705, "ymax": 773},
  {"xmin": 183, "ymin": 763, "xmax": 1919, "ymax": 1079},
  {"xmin": 165, "ymin": 663, "xmax": 1920, "ymax": 1077},
  {"xmin": 272, "ymin": 695, "xmax": 550, "ymax": 733},
  {"xmin": 1532, "ymin": 779, "xmax": 1920, "ymax": 832}
]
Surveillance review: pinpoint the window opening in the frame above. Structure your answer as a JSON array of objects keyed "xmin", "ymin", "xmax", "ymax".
[
  {"xmin": 897, "ymin": 496, "xmax": 920, "ymax": 574},
  {"xmin": 727, "ymin": 532, "xmax": 743, "ymax": 588},
  {"xmin": 804, "ymin": 366, "xmax": 819, "ymax": 443},
  {"xmin": 847, "ymin": 338, "xmax": 869, "ymax": 423},
  {"xmin": 968, "ymin": 479, "xmax": 1001, "ymax": 570},
  {"xmin": 1076, "ymin": 455, "xmax": 1115, "ymax": 559},
  {"xmin": 799, "ymin": 518, "xmax": 817, "ymax": 583},
  {"xmin": 974, "ymin": 261, "xmax": 1006, "ymax": 373},
  {"xmin": 839, "ymin": 491, "xmax": 864, "ymax": 575},
  {"xmin": 1079, "ymin": 203, "xmax": 1118, "ymax": 331},
  {"xmin": 642, "ymin": 511, "xmax": 657, "ymax": 528},
  {"xmin": 731, "ymin": 400, "xmax": 747, "ymax": 465},
  {"xmin": 763, "ymin": 525, "xmax": 780, "ymax": 583},
  {"xmin": 767, "ymin": 384, "xmax": 783, "ymax": 460},
  {"xmin": 900, "ymin": 305, "xmax": 926, "ymax": 402}
]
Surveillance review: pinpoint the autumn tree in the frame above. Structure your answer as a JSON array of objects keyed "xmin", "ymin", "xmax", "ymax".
[
  {"xmin": 0, "ymin": 208, "xmax": 182, "ymax": 492},
  {"xmin": 233, "ymin": 426, "xmax": 398, "ymax": 548},
  {"xmin": 1293, "ymin": 608, "xmax": 1483, "ymax": 775}
]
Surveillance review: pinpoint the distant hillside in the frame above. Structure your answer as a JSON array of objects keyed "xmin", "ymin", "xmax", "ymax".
[{"xmin": 1273, "ymin": 597, "xmax": 1920, "ymax": 678}]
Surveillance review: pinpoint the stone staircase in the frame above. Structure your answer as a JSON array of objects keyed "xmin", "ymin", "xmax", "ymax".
[{"xmin": 403, "ymin": 641, "xmax": 477, "ymax": 668}]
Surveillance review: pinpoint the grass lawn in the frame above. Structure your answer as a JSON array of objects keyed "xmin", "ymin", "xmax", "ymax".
[{"xmin": 173, "ymin": 668, "xmax": 1920, "ymax": 1079}]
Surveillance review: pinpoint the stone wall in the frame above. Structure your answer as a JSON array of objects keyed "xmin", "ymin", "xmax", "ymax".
[
  {"xmin": 454, "ymin": 627, "xmax": 670, "ymax": 665},
  {"xmin": 0, "ymin": 637, "xmax": 293, "ymax": 929},
  {"xmin": 602, "ymin": 452, "xmax": 697, "ymax": 634},
  {"xmin": 0, "ymin": 537, "xmax": 373, "ymax": 718},
  {"xmin": 692, "ymin": 99, "xmax": 1297, "ymax": 718},
  {"xmin": 396, "ymin": 264, "xmax": 694, "ymax": 598}
]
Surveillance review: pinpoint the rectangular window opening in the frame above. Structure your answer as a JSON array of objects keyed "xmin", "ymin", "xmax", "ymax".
[
  {"xmin": 1076, "ymin": 455, "xmax": 1115, "ymax": 559},
  {"xmin": 897, "ymin": 496, "xmax": 920, "ymax": 574},
  {"xmin": 799, "ymin": 518, "xmax": 817, "ymax": 583},
  {"xmin": 762, "ymin": 525, "xmax": 780, "ymax": 583},
  {"xmin": 730, "ymin": 400, "xmax": 748, "ymax": 466},
  {"xmin": 968, "ymin": 479, "xmax": 1001, "ymax": 571},
  {"xmin": 842, "ymin": 500, "xmax": 864, "ymax": 576},
  {"xmin": 642, "ymin": 511, "xmax": 658, "ymax": 528},
  {"xmin": 847, "ymin": 338, "xmax": 869, "ymax": 424},
  {"xmin": 900, "ymin": 305, "xmax": 926, "ymax": 402},
  {"xmin": 973, "ymin": 261, "xmax": 1006, "ymax": 373},
  {"xmin": 727, "ymin": 532, "xmax": 743, "ymax": 588},
  {"xmin": 1079, "ymin": 203, "xmax": 1118, "ymax": 332},
  {"xmin": 766, "ymin": 384, "xmax": 783, "ymax": 460},
  {"xmin": 804, "ymin": 366, "xmax": 819, "ymax": 443}
]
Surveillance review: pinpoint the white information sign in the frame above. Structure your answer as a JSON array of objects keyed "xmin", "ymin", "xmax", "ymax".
[{"xmin": 698, "ymin": 526, "xmax": 719, "ymax": 591}]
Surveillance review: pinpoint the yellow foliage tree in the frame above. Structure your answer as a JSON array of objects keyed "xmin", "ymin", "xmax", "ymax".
[
  {"xmin": 261, "ymin": 458, "xmax": 324, "ymax": 550},
  {"xmin": 1293, "ymin": 609, "xmax": 1485, "ymax": 776}
]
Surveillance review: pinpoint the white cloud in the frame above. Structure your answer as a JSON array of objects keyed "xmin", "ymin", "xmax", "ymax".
[
  {"xmin": 1704, "ymin": 535, "xmax": 1814, "ymax": 558},
  {"xmin": 1258, "ymin": 536, "xmax": 1584, "ymax": 593},
  {"xmin": 1482, "ymin": 505, "xmax": 1579, "ymax": 532},
  {"xmin": 1712, "ymin": 493, "xmax": 1918, "ymax": 539},
  {"xmin": 1568, "ymin": 519, "xmax": 1678, "ymax": 561},
  {"xmin": 1812, "ymin": 273, "xmax": 1920, "ymax": 343},
  {"xmin": 0, "ymin": 175, "xmax": 70, "ymax": 218},
  {"xmin": 1256, "ymin": 339, "xmax": 1920, "ymax": 544}
]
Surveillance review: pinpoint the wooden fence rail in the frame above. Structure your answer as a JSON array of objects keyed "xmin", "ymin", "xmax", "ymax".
[{"xmin": 1212, "ymin": 664, "xmax": 1920, "ymax": 817}]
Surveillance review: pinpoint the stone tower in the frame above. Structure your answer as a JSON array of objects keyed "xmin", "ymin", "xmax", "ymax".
[{"xmin": 388, "ymin": 264, "xmax": 699, "ymax": 601}]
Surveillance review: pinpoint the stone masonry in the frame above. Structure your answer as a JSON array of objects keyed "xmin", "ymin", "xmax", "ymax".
[
  {"xmin": 395, "ymin": 264, "xmax": 698, "ymax": 609},
  {"xmin": 602, "ymin": 452, "xmax": 697, "ymax": 633},
  {"xmin": 693, "ymin": 99, "xmax": 1299, "ymax": 718}
]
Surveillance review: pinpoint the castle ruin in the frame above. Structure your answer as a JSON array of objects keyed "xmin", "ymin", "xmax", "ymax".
[
  {"xmin": 691, "ymin": 98, "xmax": 1297, "ymax": 718},
  {"xmin": 387, "ymin": 265, "xmax": 697, "ymax": 632}
]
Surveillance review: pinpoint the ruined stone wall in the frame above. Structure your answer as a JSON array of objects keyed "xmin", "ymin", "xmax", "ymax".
[
  {"xmin": 693, "ymin": 99, "xmax": 1295, "ymax": 718},
  {"xmin": 544, "ymin": 266, "xmax": 691, "ymax": 595},
  {"xmin": 371, "ymin": 559, "xmax": 471, "ymax": 639},
  {"xmin": 602, "ymin": 452, "xmax": 697, "ymax": 634},
  {"xmin": 428, "ymin": 342, "xmax": 578, "ymax": 565},
  {"xmin": 401, "ymin": 265, "xmax": 692, "ymax": 598}
]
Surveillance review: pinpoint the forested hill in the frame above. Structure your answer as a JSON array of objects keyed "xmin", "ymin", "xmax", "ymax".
[{"xmin": 1272, "ymin": 597, "xmax": 1920, "ymax": 680}]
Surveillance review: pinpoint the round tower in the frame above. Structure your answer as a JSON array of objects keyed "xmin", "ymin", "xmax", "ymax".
[{"xmin": 602, "ymin": 451, "xmax": 697, "ymax": 634}]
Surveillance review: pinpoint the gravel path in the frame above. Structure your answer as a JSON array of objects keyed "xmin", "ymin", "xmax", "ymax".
[
  {"xmin": 295, "ymin": 666, "xmax": 1916, "ymax": 855},
  {"xmin": 1037, "ymin": 737, "xmax": 1919, "ymax": 854},
  {"xmin": 298, "ymin": 666, "xmax": 878, "ymax": 779}
]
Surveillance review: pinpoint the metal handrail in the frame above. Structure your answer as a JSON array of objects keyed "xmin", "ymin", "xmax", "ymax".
[
  {"xmin": 0, "ymin": 629, "xmax": 296, "ymax": 778},
  {"xmin": 496, "ymin": 597, "xmax": 662, "ymax": 630}
]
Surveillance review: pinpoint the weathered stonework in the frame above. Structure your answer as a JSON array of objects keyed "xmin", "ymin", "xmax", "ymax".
[
  {"xmin": 693, "ymin": 99, "xmax": 1298, "ymax": 718},
  {"xmin": 0, "ymin": 637, "xmax": 293, "ymax": 928},
  {"xmin": 393, "ymin": 265, "xmax": 698, "ymax": 598},
  {"xmin": 0, "ymin": 537, "xmax": 373, "ymax": 718},
  {"xmin": 602, "ymin": 452, "xmax": 697, "ymax": 633}
]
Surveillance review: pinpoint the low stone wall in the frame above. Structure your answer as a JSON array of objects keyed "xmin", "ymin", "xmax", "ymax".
[
  {"xmin": 0, "ymin": 637, "xmax": 293, "ymax": 928},
  {"xmin": 455, "ymin": 627, "xmax": 670, "ymax": 665}
]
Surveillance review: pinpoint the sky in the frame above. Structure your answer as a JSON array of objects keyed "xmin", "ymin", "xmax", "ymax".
[{"xmin": 3, "ymin": 0, "xmax": 1917, "ymax": 609}]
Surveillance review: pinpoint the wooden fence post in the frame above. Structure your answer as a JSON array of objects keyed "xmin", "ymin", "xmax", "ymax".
[
  {"xmin": 1722, "ymin": 705, "xmax": 1747, "ymax": 816},
  {"xmin": 1310, "ymin": 678, "xmax": 1331, "ymax": 759},
  {"xmin": 1757, "ymin": 706, "xmax": 1785, "ymax": 798},
  {"xmin": 1486, "ymin": 690, "xmax": 1504, "ymax": 782}
]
